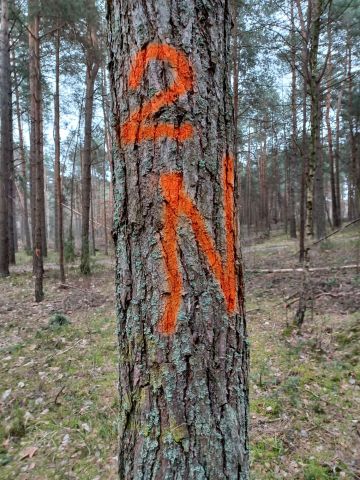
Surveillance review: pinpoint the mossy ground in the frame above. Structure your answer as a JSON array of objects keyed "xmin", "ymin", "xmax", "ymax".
[
  {"xmin": 0, "ymin": 229, "xmax": 359, "ymax": 479},
  {"xmin": 246, "ymin": 226, "xmax": 360, "ymax": 479}
]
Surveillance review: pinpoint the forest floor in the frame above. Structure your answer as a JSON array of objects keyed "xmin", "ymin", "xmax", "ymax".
[{"xmin": 0, "ymin": 227, "xmax": 359, "ymax": 479}]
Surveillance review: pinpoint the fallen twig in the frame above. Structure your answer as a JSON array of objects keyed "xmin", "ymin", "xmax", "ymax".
[
  {"xmin": 47, "ymin": 340, "xmax": 82, "ymax": 360},
  {"xmin": 311, "ymin": 217, "xmax": 360, "ymax": 247},
  {"xmin": 247, "ymin": 264, "xmax": 358, "ymax": 274},
  {"xmin": 54, "ymin": 386, "xmax": 65, "ymax": 405}
]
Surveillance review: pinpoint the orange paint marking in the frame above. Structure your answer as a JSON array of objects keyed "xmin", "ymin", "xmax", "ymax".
[
  {"xmin": 120, "ymin": 44, "xmax": 194, "ymax": 144},
  {"xmin": 158, "ymin": 154, "xmax": 237, "ymax": 335}
]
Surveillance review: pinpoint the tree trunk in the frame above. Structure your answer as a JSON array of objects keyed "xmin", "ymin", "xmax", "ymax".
[
  {"xmin": 296, "ymin": 0, "xmax": 323, "ymax": 325},
  {"xmin": 0, "ymin": 0, "xmax": 10, "ymax": 276},
  {"xmin": 334, "ymin": 87, "xmax": 343, "ymax": 225},
  {"xmin": 347, "ymin": 37, "xmax": 359, "ymax": 219},
  {"xmin": 40, "ymin": 98, "xmax": 47, "ymax": 257},
  {"xmin": 13, "ymin": 50, "xmax": 32, "ymax": 253},
  {"xmin": 102, "ymin": 67, "xmax": 114, "ymax": 218},
  {"xmin": 69, "ymin": 97, "xmax": 83, "ymax": 247},
  {"xmin": 298, "ymin": 21, "xmax": 308, "ymax": 261},
  {"xmin": 80, "ymin": 53, "xmax": 99, "ymax": 274},
  {"xmin": 102, "ymin": 151, "xmax": 108, "ymax": 255},
  {"xmin": 102, "ymin": 66, "xmax": 112, "ymax": 255},
  {"xmin": 246, "ymin": 128, "xmax": 252, "ymax": 236},
  {"xmin": 8, "ymin": 82, "xmax": 16, "ymax": 265},
  {"xmin": 90, "ymin": 179, "xmax": 96, "ymax": 256},
  {"xmin": 54, "ymin": 28, "xmax": 65, "ymax": 283},
  {"xmin": 325, "ymin": 40, "xmax": 340, "ymax": 228},
  {"xmin": 108, "ymin": 2, "xmax": 249, "ymax": 479},
  {"xmin": 289, "ymin": 0, "xmax": 297, "ymax": 239},
  {"xmin": 29, "ymin": 1, "xmax": 44, "ymax": 302},
  {"xmin": 314, "ymin": 100, "xmax": 326, "ymax": 239}
]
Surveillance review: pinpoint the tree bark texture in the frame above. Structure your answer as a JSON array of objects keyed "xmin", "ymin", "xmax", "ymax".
[
  {"xmin": 0, "ymin": 0, "xmax": 10, "ymax": 276},
  {"xmin": 107, "ymin": 1, "xmax": 249, "ymax": 479}
]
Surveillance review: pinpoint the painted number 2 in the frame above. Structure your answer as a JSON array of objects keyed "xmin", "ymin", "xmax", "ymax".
[
  {"xmin": 120, "ymin": 44, "xmax": 194, "ymax": 144},
  {"xmin": 120, "ymin": 43, "xmax": 237, "ymax": 335}
]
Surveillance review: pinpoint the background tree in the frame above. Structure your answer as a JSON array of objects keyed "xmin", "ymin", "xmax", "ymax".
[
  {"xmin": 28, "ymin": 0, "xmax": 45, "ymax": 301},
  {"xmin": 0, "ymin": 0, "xmax": 10, "ymax": 277},
  {"xmin": 79, "ymin": 0, "xmax": 101, "ymax": 275}
]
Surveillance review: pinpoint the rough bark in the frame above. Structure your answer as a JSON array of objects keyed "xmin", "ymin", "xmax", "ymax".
[
  {"xmin": 107, "ymin": 1, "xmax": 249, "ymax": 479},
  {"xmin": 0, "ymin": 0, "xmax": 10, "ymax": 276}
]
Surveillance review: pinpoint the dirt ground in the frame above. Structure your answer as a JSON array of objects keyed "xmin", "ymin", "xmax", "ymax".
[{"xmin": 0, "ymin": 229, "xmax": 359, "ymax": 479}]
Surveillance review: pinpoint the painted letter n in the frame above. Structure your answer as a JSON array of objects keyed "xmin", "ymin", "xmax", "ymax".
[{"xmin": 158, "ymin": 154, "xmax": 237, "ymax": 335}]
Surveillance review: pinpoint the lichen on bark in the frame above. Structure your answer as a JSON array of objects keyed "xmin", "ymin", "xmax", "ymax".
[{"xmin": 107, "ymin": 1, "xmax": 249, "ymax": 478}]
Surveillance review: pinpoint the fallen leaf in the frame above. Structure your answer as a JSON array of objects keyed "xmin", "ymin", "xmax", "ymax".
[{"xmin": 20, "ymin": 446, "xmax": 38, "ymax": 460}]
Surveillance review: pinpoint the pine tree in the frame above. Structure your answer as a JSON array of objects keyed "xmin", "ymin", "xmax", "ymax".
[
  {"xmin": 0, "ymin": 0, "xmax": 10, "ymax": 277},
  {"xmin": 108, "ymin": 1, "xmax": 249, "ymax": 478}
]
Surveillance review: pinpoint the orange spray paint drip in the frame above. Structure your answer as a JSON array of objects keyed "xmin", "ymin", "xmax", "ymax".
[
  {"xmin": 158, "ymin": 154, "xmax": 237, "ymax": 335},
  {"xmin": 120, "ymin": 44, "xmax": 194, "ymax": 144}
]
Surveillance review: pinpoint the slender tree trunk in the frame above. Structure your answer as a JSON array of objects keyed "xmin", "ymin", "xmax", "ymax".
[
  {"xmin": 0, "ymin": 0, "xmax": 10, "ymax": 276},
  {"xmin": 40, "ymin": 97, "xmax": 47, "ymax": 257},
  {"xmin": 232, "ymin": 0, "xmax": 242, "ymax": 232},
  {"xmin": 101, "ymin": 67, "xmax": 111, "ymax": 255},
  {"xmin": 102, "ymin": 152, "xmax": 108, "ymax": 255},
  {"xmin": 80, "ymin": 56, "xmax": 99, "ymax": 274},
  {"xmin": 13, "ymin": 51, "xmax": 32, "ymax": 252},
  {"xmin": 347, "ymin": 38, "xmax": 359, "ymax": 219},
  {"xmin": 314, "ymin": 102, "xmax": 326, "ymax": 239},
  {"xmin": 289, "ymin": 0, "xmax": 297, "ymax": 239},
  {"xmin": 69, "ymin": 97, "xmax": 83, "ymax": 246},
  {"xmin": 334, "ymin": 87, "xmax": 343, "ymax": 225},
  {"xmin": 101, "ymin": 66, "xmax": 114, "ymax": 219},
  {"xmin": 296, "ymin": 0, "xmax": 310, "ymax": 263},
  {"xmin": 54, "ymin": 28, "xmax": 65, "ymax": 282},
  {"xmin": 90, "ymin": 179, "xmax": 96, "ymax": 256},
  {"xmin": 325, "ymin": 38, "xmax": 340, "ymax": 228},
  {"xmin": 108, "ymin": 1, "xmax": 249, "ymax": 478},
  {"xmin": 259, "ymin": 137, "xmax": 269, "ymax": 236},
  {"xmin": 246, "ymin": 128, "xmax": 252, "ymax": 236},
  {"xmin": 29, "ymin": 1, "xmax": 44, "ymax": 302},
  {"xmin": 298, "ymin": 91, "xmax": 307, "ymax": 261},
  {"xmin": 296, "ymin": 0, "xmax": 323, "ymax": 325},
  {"xmin": 284, "ymin": 148, "xmax": 289, "ymax": 235},
  {"xmin": 8, "ymin": 85, "xmax": 16, "ymax": 265}
]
